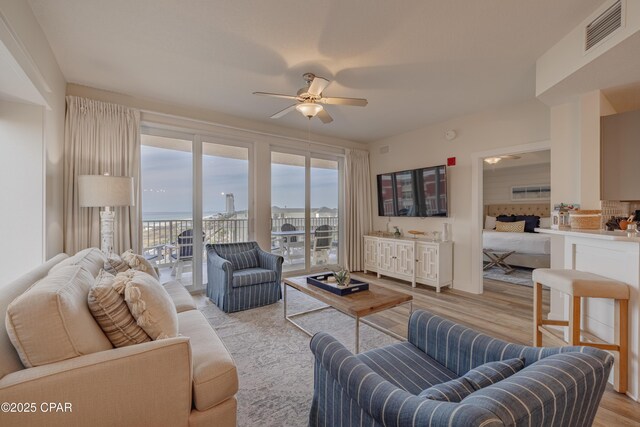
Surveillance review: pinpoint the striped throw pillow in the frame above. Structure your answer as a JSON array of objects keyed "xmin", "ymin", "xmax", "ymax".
[
  {"xmin": 225, "ymin": 249, "xmax": 259, "ymax": 270},
  {"xmin": 465, "ymin": 358, "xmax": 525, "ymax": 390},
  {"xmin": 88, "ymin": 270, "xmax": 151, "ymax": 347},
  {"xmin": 495, "ymin": 220, "xmax": 526, "ymax": 233},
  {"xmin": 419, "ymin": 358, "xmax": 524, "ymax": 402},
  {"xmin": 104, "ymin": 253, "xmax": 129, "ymax": 275}
]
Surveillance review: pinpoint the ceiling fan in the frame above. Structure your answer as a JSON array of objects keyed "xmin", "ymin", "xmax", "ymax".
[
  {"xmin": 253, "ymin": 73, "xmax": 368, "ymax": 124},
  {"xmin": 484, "ymin": 155, "xmax": 521, "ymax": 165}
]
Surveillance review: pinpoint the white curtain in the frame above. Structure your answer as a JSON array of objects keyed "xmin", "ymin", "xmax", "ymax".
[
  {"xmin": 64, "ymin": 96, "xmax": 141, "ymax": 254},
  {"xmin": 344, "ymin": 149, "xmax": 372, "ymax": 271}
]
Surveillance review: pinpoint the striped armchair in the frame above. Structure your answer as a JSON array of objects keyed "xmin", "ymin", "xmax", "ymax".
[
  {"xmin": 206, "ymin": 242, "xmax": 283, "ymax": 313},
  {"xmin": 309, "ymin": 309, "xmax": 613, "ymax": 427}
]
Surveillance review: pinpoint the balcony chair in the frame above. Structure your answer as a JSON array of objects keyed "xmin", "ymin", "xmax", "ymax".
[
  {"xmin": 309, "ymin": 309, "xmax": 613, "ymax": 427},
  {"xmin": 280, "ymin": 223, "xmax": 304, "ymax": 264},
  {"xmin": 312, "ymin": 224, "xmax": 333, "ymax": 265},
  {"xmin": 171, "ymin": 229, "xmax": 205, "ymax": 281},
  {"xmin": 206, "ymin": 242, "xmax": 283, "ymax": 313}
]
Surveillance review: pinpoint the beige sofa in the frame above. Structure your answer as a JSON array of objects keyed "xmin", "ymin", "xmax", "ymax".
[{"xmin": 0, "ymin": 250, "xmax": 238, "ymax": 427}]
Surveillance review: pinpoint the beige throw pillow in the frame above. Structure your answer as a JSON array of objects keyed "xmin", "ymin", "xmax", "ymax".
[
  {"xmin": 495, "ymin": 220, "xmax": 526, "ymax": 233},
  {"xmin": 113, "ymin": 270, "xmax": 178, "ymax": 340},
  {"xmin": 103, "ymin": 253, "xmax": 129, "ymax": 275},
  {"xmin": 5, "ymin": 265, "xmax": 113, "ymax": 367},
  {"xmin": 121, "ymin": 249, "xmax": 159, "ymax": 280},
  {"xmin": 50, "ymin": 247, "xmax": 107, "ymax": 278},
  {"xmin": 88, "ymin": 270, "xmax": 151, "ymax": 347}
]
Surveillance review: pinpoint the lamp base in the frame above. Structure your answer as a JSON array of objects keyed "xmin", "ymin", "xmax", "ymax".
[{"xmin": 100, "ymin": 209, "xmax": 115, "ymax": 254}]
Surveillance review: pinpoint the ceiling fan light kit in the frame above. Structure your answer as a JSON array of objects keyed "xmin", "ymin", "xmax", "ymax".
[
  {"xmin": 253, "ymin": 73, "xmax": 368, "ymax": 124},
  {"xmin": 296, "ymin": 102, "xmax": 323, "ymax": 118}
]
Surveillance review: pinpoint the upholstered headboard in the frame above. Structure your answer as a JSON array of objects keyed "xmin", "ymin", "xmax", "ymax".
[{"xmin": 484, "ymin": 203, "xmax": 551, "ymax": 218}]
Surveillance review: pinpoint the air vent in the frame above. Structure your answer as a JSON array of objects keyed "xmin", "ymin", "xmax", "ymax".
[{"xmin": 585, "ymin": 0, "xmax": 623, "ymax": 51}]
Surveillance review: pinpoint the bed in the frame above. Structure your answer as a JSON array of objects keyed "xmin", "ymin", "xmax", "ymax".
[{"xmin": 483, "ymin": 203, "xmax": 551, "ymax": 269}]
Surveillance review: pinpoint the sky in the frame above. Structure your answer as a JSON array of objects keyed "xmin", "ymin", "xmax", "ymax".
[{"xmin": 141, "ymin": 145, "xmax": 338, "ymax": 216}]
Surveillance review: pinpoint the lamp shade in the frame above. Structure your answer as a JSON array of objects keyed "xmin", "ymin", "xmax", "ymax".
[{"xmin": 78, "ymin": 175, "xmax": 134, "ymax": 207}]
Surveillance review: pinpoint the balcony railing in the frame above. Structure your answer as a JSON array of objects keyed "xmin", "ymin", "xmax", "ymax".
[{"xmin": 142, "ymin": 216, "xmax": 338, "ymax": 267}]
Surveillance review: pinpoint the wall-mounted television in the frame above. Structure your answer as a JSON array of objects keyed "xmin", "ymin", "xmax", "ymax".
[{"xmin": 377, "ymin": 165, "xmax": 448, "ymax": 217}]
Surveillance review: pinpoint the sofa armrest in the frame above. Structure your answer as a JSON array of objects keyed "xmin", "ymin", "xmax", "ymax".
[
  {"xmin": 407, "ymin": 309, "xmax": 610, "ymax": 375},
  {"xmin": 256, "ymin": 248, "xmax": 283, "ymax": 277},
  {"xmin": 462, "ymin": 351, "xmax": 613, "ymax": 426},
  {"xmin": 0, "ymin": 337, "xmax": 192, "ymax": 427},
  {"xmin": 309, "ymin": 333, "xmax": 503, "ymax": 427}
]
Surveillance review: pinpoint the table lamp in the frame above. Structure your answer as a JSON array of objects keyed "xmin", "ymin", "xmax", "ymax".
[{"xmin": 78, "ymin": 174, "xmax": 134, "ymax": 254}]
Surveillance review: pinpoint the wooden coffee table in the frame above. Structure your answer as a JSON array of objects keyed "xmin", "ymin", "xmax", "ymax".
[{"xmin": 283, "ymin": 275, "xmax": 413, "ymax": 353}]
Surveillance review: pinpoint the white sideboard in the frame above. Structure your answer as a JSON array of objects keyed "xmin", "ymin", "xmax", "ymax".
[{"xmin": 363, "ymin": 235, "xmax": 453, "ymax": 292}]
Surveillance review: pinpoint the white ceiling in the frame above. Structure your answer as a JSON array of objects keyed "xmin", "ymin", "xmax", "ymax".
[{"xmin": 28, "ymin": 0, "xmax": 604, "ymax": 143}]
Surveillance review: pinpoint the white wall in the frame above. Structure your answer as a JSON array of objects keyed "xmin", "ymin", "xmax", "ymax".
[
  {"xmin": 369, "ymin": 99, "xmax": 550, "ymax": 293},
  {"xmin": 483, "ymin": 163, "xmax": 550, "ymax": 205},
  {"xmin": 0, "ymin": 100, "xmax": 44, "ymax": 284},
  {"xmin": 0, "ymin": 0, "xmax": 67, "ymax": 260}
]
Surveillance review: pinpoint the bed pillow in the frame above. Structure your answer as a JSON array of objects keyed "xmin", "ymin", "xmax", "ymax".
[
  {"xmin": 484, "ymin": 216, "xmax": 497, "ymax": 230},
  {"xmin": 514, "ymin": 215, "xmax": 540, "ymax": 233},
  {"xmin": 495, "ymin": 220, "xmax": 525, "ymax": 233},
  {"xmin": 496, "ymin": 214, "xmax": 516, "ymax": 223},
  {"xmin": 540, "ymin": 217, "xmax": 551, "ymax": 228}
]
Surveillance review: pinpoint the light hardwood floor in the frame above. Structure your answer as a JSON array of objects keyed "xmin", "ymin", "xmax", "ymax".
[{"xmin": 354, "ymin": 273, "xmax": 640, "ymax": 427}]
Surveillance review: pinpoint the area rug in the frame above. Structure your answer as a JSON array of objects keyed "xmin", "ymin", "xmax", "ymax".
[
  {"xmin": 199, "ymin": 286, "xmax": 400, "ymax": 427},
  {"xmin": 483, "ymin": 266, "xmax": 533, "ymax": 286}
]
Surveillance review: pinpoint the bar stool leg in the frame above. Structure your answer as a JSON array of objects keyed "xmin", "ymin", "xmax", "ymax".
[
  {"xmin": 615, "ymin": 299, "xmax": 628, "ymax": 393},
  {"xmin": 533, "ymin": 282, "xmax": 543, "ymax": 346},
  {"xmin": 569, "ymin": 296, "xmax": 581, "ymax": 345}
]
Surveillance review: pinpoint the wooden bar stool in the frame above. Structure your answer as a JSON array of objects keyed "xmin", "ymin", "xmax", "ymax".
[{"xmin": 532, "ymin": 268, "xmax": 629, "ymax": 393}]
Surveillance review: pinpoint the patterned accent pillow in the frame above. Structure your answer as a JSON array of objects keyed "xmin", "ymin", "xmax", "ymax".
[
  {"xmin": 419, "ymin": 358, "xmax": 524, "ymax": 402},
  {"xmin": 114, "ymin": 270, "xmax": 178, "ymax": 340},
  {"xmin": 464, "ymin": 358, "xmax": 525, "ymax": 390},
  {"xmin": 224, "ymin": 249, "xmax": 259, "ymax": 270},
  {"xmin": 104, "ymin": 253, "xmax": 129, "ymax": 275},
  {"xmin": 495, "ymin": 220, "xmax": 526, "ymax": 233},
  {"xmin": 121, "ymin": 249, "xmax": 159, "ymax": 280},
  {"xmin": 418, "ymin": 377, "xmax": 475, "ymax": 402},
  {"xmin": 88, "ymin": 270, "xmax": 151, "ymax": 347}
]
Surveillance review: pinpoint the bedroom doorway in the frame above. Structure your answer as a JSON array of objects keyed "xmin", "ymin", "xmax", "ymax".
[
  {"xmin": 470, "ymin": 140, "xmax": 551, "ymax": 294},
  {"xmin": 482, "ymin": 150, "xmax": 551, "ymax": 289}
]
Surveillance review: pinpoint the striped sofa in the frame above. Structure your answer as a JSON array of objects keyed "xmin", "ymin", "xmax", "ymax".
[
  {"xmin": 309, "ymin": 309, "xmax": 613, "ymax": 427},
  {"xmin": 206, "ymin": 242, "xmax": 283, "ymax": 313}
]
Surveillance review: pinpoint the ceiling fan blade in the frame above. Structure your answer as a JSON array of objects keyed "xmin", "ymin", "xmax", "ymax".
[
  {"xmin": 317, "ymin": 109, "xmax": 333, "ymax": 124},
  {"xmin": 270, "ymin": 104, "xmax": 298, "ymax": 119},
  {"xmin": 320, "ymin": 97, "xmax": 368, "ymax": 107},
  {"xmin": 307, "ymin": 76, "xmax": 330, "ymax": 96},
  {"xmin": 253, "ymin": 92, "xmax": 299, "ymax": 100}
]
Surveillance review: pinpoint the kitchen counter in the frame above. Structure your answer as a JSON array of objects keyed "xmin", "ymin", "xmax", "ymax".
[
  {"xmin": 536, "ymin": 227, "xmax": 640, "ymax": 242},
  {"xmin": 538, "ymin": 228, "xmax": 639, "ymax": 401}
]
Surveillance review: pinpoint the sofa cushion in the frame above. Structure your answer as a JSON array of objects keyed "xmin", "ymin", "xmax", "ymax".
[
  {"xmin": 418, "ymin": 358, "xmax": 524, "ymax": 402},
  {"xmin": 114, "ymin": 270, "xmax": 178, "ymax": 340},
  {"xmin": 224, "ymin": 249, "xmax": 259, "ymax": 270},
  {"xmin": 103, "ymin": 253, "xmax": 130, "ymax": 275},
  {"xmin": 464, "ymin": 358, "xmax": 524, "ymax": 390},
  {"xmin": 164, "ymin": 280, "xmax": 197, "ymax": 313},
  {"xmin": 357, "ymin": 341, "xmax": 457, "ymax": 394},
  {"xmin": 121, "ymin": 250, "xmax": 159, "ymax": 280},
  {"xmin": 232, "ymin": 268, "xmax": 277, "ymax": 288},
  {"xmin": 178, "ymin": 310, "xmax": 238, "ymax": 411},
  {"xmin": 88, "ymin": 270, "xmax": 151, "ymax": 347},
  {"xmin": 50, "ymin": 247, "xmax": 106, "ymax": 278},
  {"xmin": 5, "ymin": 265, "xmax": 113, "ymax": 367}
]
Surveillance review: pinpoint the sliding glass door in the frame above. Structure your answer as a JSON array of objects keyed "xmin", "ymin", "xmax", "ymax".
[
  {"xmin": 141, "ymin": 128, "xmax": 252, "ymax": 292},
  {"xmin": 271, "ymin": 149, "xmax": 343, "ymax": 274}
]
